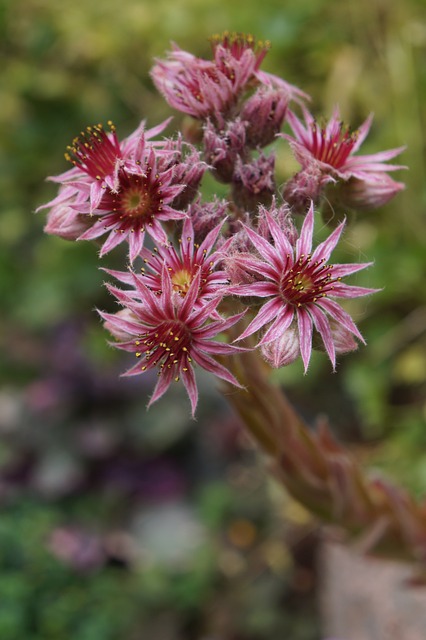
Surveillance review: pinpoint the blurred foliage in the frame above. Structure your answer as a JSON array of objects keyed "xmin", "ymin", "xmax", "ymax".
[{"xmin": 1, "ymin": 0, "xmax": 426, "ymax": 637}]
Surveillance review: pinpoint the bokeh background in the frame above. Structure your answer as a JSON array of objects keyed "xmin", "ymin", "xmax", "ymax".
[{"xmin": 0, "ymin": 0, "xmax": 425, "ymax": 638}]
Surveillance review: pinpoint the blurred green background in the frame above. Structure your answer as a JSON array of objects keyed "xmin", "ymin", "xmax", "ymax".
[{"xmin": 0, "ymin": 0, "xmax": 425, "ymax": 638}]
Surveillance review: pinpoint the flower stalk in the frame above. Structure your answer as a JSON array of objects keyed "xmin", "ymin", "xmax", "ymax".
[{"xmin": 222, "ymin": 350, "xmax": 426, "ymax": 570}]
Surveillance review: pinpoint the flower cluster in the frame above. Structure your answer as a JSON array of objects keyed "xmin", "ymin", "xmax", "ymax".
[
  {"xmin": 40, "ymin": 33, "xmax": 405, "ymax": 415},
  {"xmin": 150, "ymin": 32, "xmax": 305, "ymax": 126},
  {"xmin": 39, "ymin": 120, "xmax": 206, "ymax": 262}
]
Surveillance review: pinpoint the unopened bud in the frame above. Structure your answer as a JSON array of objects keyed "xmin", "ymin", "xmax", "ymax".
[
  {"xmin": 232, "ymin": 152, "xmax": 276, "ymax": 213},
  {"xmin": 241, "ymin": 87, "xmax": 288, "ymax": 148},
  {"xmin": 203, "ymin": 118, "xmax": 247, "ymax": 183},
  {"xmin": 261, "ymin": 325, "xmax": 300, "ymax": 368},
  {"xmin": 44, "ymin": 203, "xmax": 91, "ymax": 241}
]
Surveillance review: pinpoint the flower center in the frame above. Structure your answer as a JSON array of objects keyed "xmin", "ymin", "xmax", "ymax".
[
  {"xmin": 308, "ymin": 122, "xmax": 358, "ymax": 169},
  {"xmin": 281, "ymin": 255, "xmax": 338, "ymax": 306},
  {"xmin": 136, "ymin": 321, "xmax": 193, "ymax": 380},
  {"xmin": 171, "ymin": 269, "xmax": 193, "ymax": 296},
  {"xmin": 120, "ymin": 184, "xmax": 152, "ymax": 218},
  {"xmin": 65, "ymin": 121, "xmax": 121, "ymax": 180}
]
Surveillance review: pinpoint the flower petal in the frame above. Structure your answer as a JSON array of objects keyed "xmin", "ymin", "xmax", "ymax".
[{"xmin": 297, "ymin": 308, "xmax": 313, "ymax": 372}]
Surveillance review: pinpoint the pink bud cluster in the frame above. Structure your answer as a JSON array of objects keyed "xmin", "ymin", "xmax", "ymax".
[{"xmin": 40, "ymin": 32, "xmax": 406, "ymax": 415}]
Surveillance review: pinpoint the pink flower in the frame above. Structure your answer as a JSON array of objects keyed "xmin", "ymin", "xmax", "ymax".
[
  {"xmin": 151, "ymin": 32, "xmax": 302, "ymax": 125},
  {"xmin": 40, "ymin": 120, "xmax": 206, "ymax": 263},
  {"xmin": 104, "ymin": 217, "xmax": 228, "ymax": 312},
  {"xmin": 76, "ymin": 145, "xmax": 188, "ymax": 262},
  {"xmin": 212, "ymin": 32, "xmax": 307, "ymax": 105},
  {"xmin": 38, "ymin": 119, "xmax": 200, "ymax": 261},
  {"xmin": 151, "ymin": 45, "xmax": 241, "ymax": 124},
  {"xmin": 282, "ymin": 106, "xmax": 405, "ymax": 211},
  {"xmin": 100, "ymin": 266, "xmax": 245, "ymax": 416},
  {"xmin": 227, "ymin": 203, "xmax": 376, "ymax": 371},
  {"xmin": 285, "ymin": 106, "xmax": 405, "ymax": 179},
  {"xmin": 40, "ymin": 119, "xmax": 172, "ymax": 214},
  {"xmin": 210, "ymin": 31, "xmax": 270, "ymax": 71}
]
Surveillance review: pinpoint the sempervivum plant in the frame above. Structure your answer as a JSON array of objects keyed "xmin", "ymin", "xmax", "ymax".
[{"xmin": 39, "ymin": 32, "xmax": 426, "ymax": 578}]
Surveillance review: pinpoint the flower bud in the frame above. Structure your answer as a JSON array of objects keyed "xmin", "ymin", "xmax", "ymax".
[
  {"xmin": 329, "ymin": 321, "xmax": 358, "ymax": 355},
  {"xmin": 44, "ymin": 202, "xmax": 91, "ymax": 241},
  {"xmin": 241, "ymin": 87, "xmax": 288, "ymax": 148},
  {"xmin": 283, "ymin": 165, "xmax": 332, "ymax": 215},
  {"xmin": 261, "ymin": 325, "xmax": 300, "ymax": 368},
  {"xmin": 232, "ymin": 152, "xmax": 276, "ymax": 213},
  {"xmin": 257, "ymin": 199, "xmax": 298, "ymax": 246},
  {"xmin": 171, "ymin": 148, "xmax": 207, "ymax": 210},
  {"xmin": 187, "ymin": 197, "xmax": 229, "ymax": 242},
  {"xmin": 203, "ymin": 118, "xmax": 247, "ymax": 183},
  {"xmin": 102, "ymin": 308, "xmax": 138, "ymax": 342},
  {"xmin": 325, "ymin": 174, "xmax": 405, "ymax": 212}
]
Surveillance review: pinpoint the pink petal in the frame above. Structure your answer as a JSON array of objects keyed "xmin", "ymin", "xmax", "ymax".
[
  {"xmin": 97, "ymin": 309, "xmax": 141, "ymax": 336},
  {"xmin": 99, "ymin": 229, "xmax": 129, "ymax": 256},
  {"xmin": 102, "ymin": 268, "xmax": 135, "ymax": 286},
  {"xmin": 295, "ymin": 202, "xmax": 314, "ymax": 258},
  {"xmin": 297, "ymin": 308, "xmax": 313, "ymax": 372},
  {"xmin": 196, "ymin": 310, "xmax": 246, "ymax": 339},
  {"xmin": 346, "ymin": 145, "xmax": 406, "ymax": 166},
  {"xmin": 311, "ymin": 220, "xmax": 345, "ymax": 264},
  {"xmin": 310, "ymin": 306, "xmax": 336, "ymax": 369},
  {"xmin": 78, "ymin": 220, "xmax": 108, "ymax": 241},
  {"xmin": 148, "ymin": 368, "xmax": 174, "ymax": 407},
  {"xmin": 198, "ymin": 220, "xmax": 224, "ymax": 257},
  {"xmin": 181, "ymin": 366, "xmax": 198, "ymax": 417},
  {"xmin": 179, "ymin": 269, "xmax": 202, "ymax": 319},
  {"xmin": 350, "ymin": 113, "xmax": 373, "ymax": 153},
  {"xmin": 128, "ymin": 229, "xmax": 145, "ymax": 263},
  {"xmin": 243, "ymin": 224, "xmax": 281, "ymax": 266},
  {"xmin": 227, "ymin": 281, "xmax": 278, "ymax": 298},
  {"xmin": 199, "ymin": 340, "xmax": 247, "ymax": 356},
  {"xmin": 317, "ymin": 298, "xmax": 365, "ymax": 343},
  {"xmin": 237, "ymin": 298, "xmax": 284, "ymax": 341},
  {"xmin": 329, "ymin": 283, "xmax": 378, "ymax": 298},
  {"xmin": 191, "ymin": 350, "xmax": 243, "ymax": 388},
  {"xmin": 331, "ymin": 262, "xmax": 373, "ymax": 278},
  {"xmin": 258, "ymin": 307, "xmax": 294, "ymax": 345},
  {"xmin": 264, "ymin": 209, "xmax": 294, "ymax": 257}
]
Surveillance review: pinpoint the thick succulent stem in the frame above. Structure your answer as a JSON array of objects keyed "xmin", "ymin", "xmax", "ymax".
[{"xmin": 221, "ymin": 349, "xmax": 426, "ymax": 570}]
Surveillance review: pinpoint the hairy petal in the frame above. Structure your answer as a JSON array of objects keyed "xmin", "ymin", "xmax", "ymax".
[{"xmin": 297, "ymin": 308, "xmax": 313, "ymax": 372}]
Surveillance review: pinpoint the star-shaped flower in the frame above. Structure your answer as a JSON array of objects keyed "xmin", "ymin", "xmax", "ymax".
[
  {"xmin": 101, "ymin": 265, "xmax": 245, "ymax": 415},
  {"xmin": 282, "ymin": 106, "xmax": 405, "ymax": 212},
  {"xmin": 227, "ymin": 203, "xmax": 377, "ymax": 370}
]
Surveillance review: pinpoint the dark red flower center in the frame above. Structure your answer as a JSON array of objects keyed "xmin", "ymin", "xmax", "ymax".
[
  {"xmin": 135, "ymin": 320, "xmax": 192, "ymax": 381},
  {"xmin": 281, "ymin": 255, "xmax": 341, "ymax": 306},
  {"xmin": 308, "ymin": 122, "xmax": 358, "ymax": 169},
  {"xmin": 65, "ymin": 122, "xmax": 121, "ymax": 179},
  {"xmin": 102, "ymin": 168, "xmax": 163, "ymax": 226}
]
